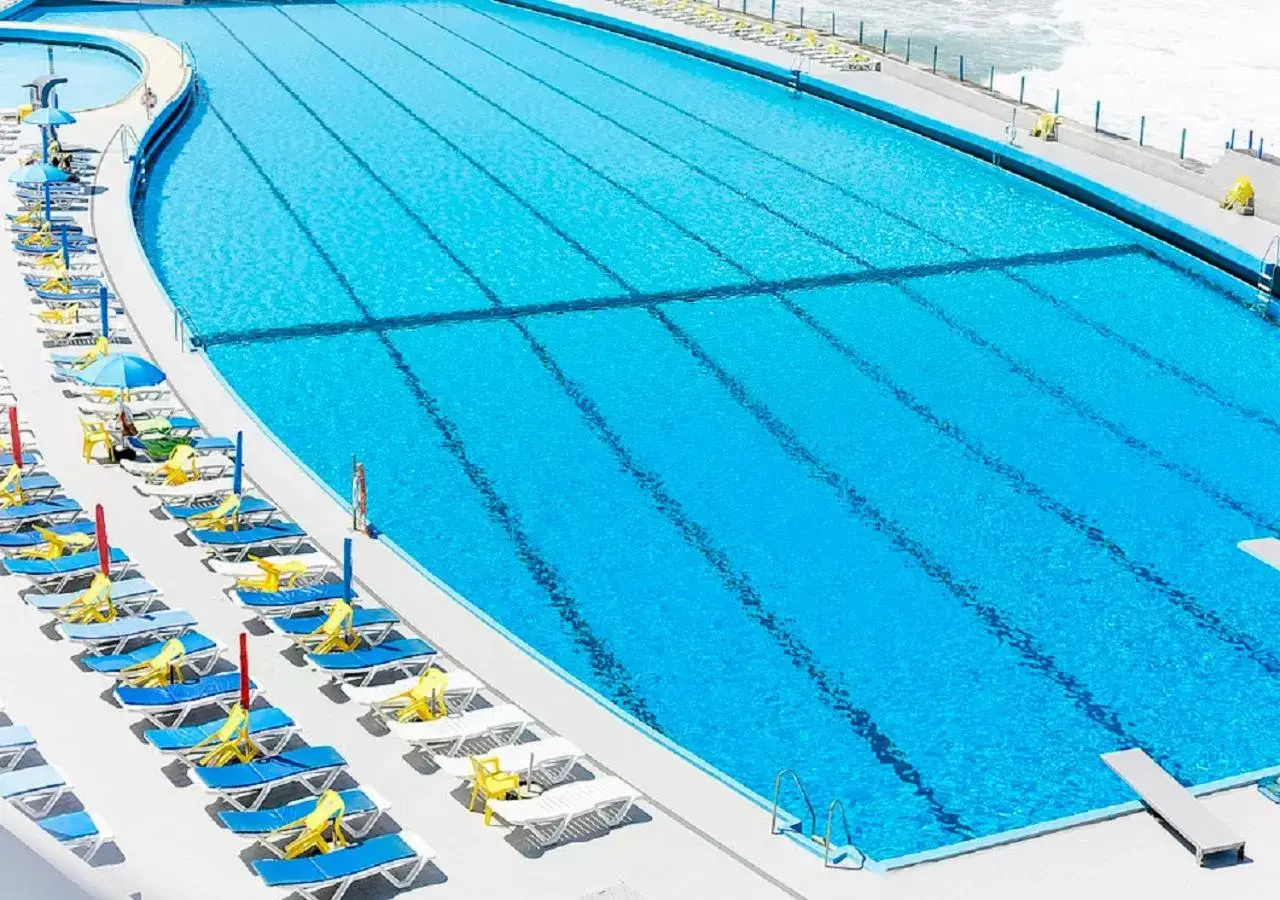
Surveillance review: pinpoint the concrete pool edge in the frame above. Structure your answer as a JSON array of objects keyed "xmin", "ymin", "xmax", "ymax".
[{"xmin": 495, "ymin": 0, "xmax": 1276, "ymax": 294}]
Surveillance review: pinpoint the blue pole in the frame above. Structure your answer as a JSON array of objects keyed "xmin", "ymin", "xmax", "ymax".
[
  {"xmin": 40, "ymin": 127, "xmax": 48, "ymax": 164},
  {"xmin": 342, "ymin": 538, "xmax": 353, "ymax": 604},
  {"xmin": 881, "ymin": 29, "xmax": 887, "ymax": 55},
  {"xmin": 931, "ymin": 44, "xmax": 937, "ymax": 74},
  {"xmin": 1179, "ymin": 128, "xmax": 1187, "ymax": 159},
  {"xmin": 905, "ymin": 37, "xmax": 910, "ymax": 64},
  {"xmin": 858, "ymin": 20, "xmax": 863, "ymax": 44},
  {"xmin": 98, "ymin": 286, "xmax": 108, "ymax": 340},
  {"xmin": 959, "ymin": 55, "xmax": 964, "ymax": 82},
  {"xmin": 46, "ymin": 46, "xmax": 53, "ymax": 75},
  {"xmin": 989, "ymin": 65, "xmax": 995, "ymax": 91},
  {"xmin": 830, "ymin": 11, "xmax": 835, "ymax": 34},
  {"xmin": 60, "ymin": 230, "xmax": 69, "ymax": 268},
  {"xmin": 1018, "ymin": 74, "xmax": 1025, "ymax": 104},
  {"xmin": 42, "ymin": 184, "xmax": 50, "ymax": 224},
  {"xmin": 769, "ymin": 0, "xmax": 774, "ymax": 18},
  {"xmin": 799, "ymin": 6, "xmax": 804, "ymax": 27},
  {"xmin": 1261, "ymin": 138, "xmax": 1266, "ymax": 160},
  {"xmin": 1094, "ymin": 100, "xmax": 1100, "ymax": 132},
  {"xmin": 233, "ymin": 431, "xmax": 244, "ymax": 496},
  {"xmin": 1053, "ymin": 88, "xmax": 1059, "ymax": 114},
  {"xmin": 1249, "ymin": 129, "xmax": 1254, "ymax": 149},
  {"xmin": 1229, "ymin": 127, "xmax": 1235, "ymax": 150},
  {"xmin": 1139, "ymin": 115, "xmax": 1145, "ymax": 146}
]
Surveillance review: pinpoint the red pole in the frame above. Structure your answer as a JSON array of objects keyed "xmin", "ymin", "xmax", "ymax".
[
  {"xmin": 238, "ymin": 633, "xmax": 250, "ymax": 709},
  {"xmin": 7, "ymin": 407, "xmax": 20, "ymax": 466},
  {"xmin": 94, "ymin": 504, "xmax": 109, "ymax": 576}
]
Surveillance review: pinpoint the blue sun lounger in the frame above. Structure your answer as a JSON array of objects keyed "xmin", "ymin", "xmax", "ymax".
[
  {"xmin": 0, "ymin": 764, "xmax": 68, "ymax": 818},
  {"xmin": 253, "ymin": 833, "xmax": 432, "ymax": 899},
  {"xmin": 0, "ymin": 452, "xmax": 41, "ymax": 469},
  {"xmin": 81, "ymin": 631, "xmax": 221, "ymax": 678},
  {"xmin": 194, "ymin": 745, "xmax": 347, "ymax": 811},
  {"xmin": 0, "ymin": 472, "xmax": 59, "ymax": 498},
  {"xmin": 27, "ymin": 577, "xmax": 161, "ymax": 615},
  {"xmin": 308, "ymin": 638, "xmax": 436, "ymax": 687},
  {"xmin": 114, "ymin": 672, "xmax": 254, "ymax": 726},
  {"xmin": 0, "ymin": 519, "xmax": 94, "ymax": 550},
  {"xmin": 233, "ymin": 582, "xmax": 350, "ymax": 618},
  {"xmin": 219, "ymin": 786, "xmax": 389, "ymax": 848},
  {"xmin": 164, "ymin": 495, "xmax": 275, "ymax": 522},
  {"xmin": 38, "ymin": 811, "xmax": 111, "ymax": 862},
  {"xmin": 6, "ymin": 547, "xmax": 132, "ymax": 593},
  {"xmin": 58, "ymin": 608, "xmax": 195, "ymax": 655},
  {"xmin": 270, "ymin": 607, "xmax": 398, "ymax": 646},
  {"xmin": 125, "ymin": 434, "xmax": 235, "ymax": 463},
  {"xmin": 0, "ymin": 724, "xmax": 35, "ymax": 771},
  {"xmin": 0, "ymin": 497, "xmax": 82, "ymax": 530},
  {"xmin": 191, "ymin": 522, "xmax": 307, "ymax": 561},
  {"xmin": 145, "ymin": 707, "xmax": 296, "ymax": 763}
]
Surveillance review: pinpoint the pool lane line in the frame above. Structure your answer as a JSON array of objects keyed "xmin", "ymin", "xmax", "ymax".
[
  {"xmin": 248, "ymin": 0, "xmax": 1239, "ymax": 760},
  {"xmin": 195, "ymin": 244, "xmax": 1142, "ymax": 348},
  {"xmin": 334, "ymin": 2, "xmax": 1167, "ymax": 770},
  {"xmin": 138, "ymin": 9, "xmax": 662, "ymax": 731},
  {"xmin": 451, "ymin": 1, "xmax": 1280, "ymax": 446},
  {"xmin": 260, "ymin": 6, "xmax": 976, "ymax": 831},
  {"xmin": 395, "ymin": 1, "xmax": 1280, "ymax": 679}
]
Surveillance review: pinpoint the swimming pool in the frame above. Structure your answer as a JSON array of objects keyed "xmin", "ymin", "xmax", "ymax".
[
  {"xmin": 0, "ymin": 38, "xmax": 138, "ymax": 110},
  {"xmin": 28, "ymin": 0, "xmax": 1280, "ymax": 862}
]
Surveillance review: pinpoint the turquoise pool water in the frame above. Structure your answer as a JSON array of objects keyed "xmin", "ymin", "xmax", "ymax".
[
  {"xmin": 28, "ymin": 0, "xmax": 1280, "ymax": 861},
  {"xmin": 0, "ymin": 39, "xmax": 137, "ymax": 110}
]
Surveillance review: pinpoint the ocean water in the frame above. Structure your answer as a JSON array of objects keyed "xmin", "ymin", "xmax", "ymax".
[
  {"xmin": 26, "ymin": 0, "xmax": 1280, "ymax": 863},
  {"xmin": 761, "ymin": 0, "xmax": 1280, "ymax": 162}
]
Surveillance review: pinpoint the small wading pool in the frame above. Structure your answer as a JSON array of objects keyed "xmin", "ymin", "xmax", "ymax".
[
  {"xmin": 0, "ymin": 38, "xmax": 138, "ymax": 111},
  {"xmin": 28, "ymin": 0, "xmax": 1280, "ymax": 863}
]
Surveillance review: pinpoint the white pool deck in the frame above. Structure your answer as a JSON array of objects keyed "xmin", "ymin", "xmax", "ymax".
[{"xmin": 0, "ymin": 9, "xmax": 1279, "ymax": 900}]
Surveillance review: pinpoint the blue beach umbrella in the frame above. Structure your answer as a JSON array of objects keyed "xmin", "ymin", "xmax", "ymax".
[
  {"xmin": 98, "ymin": 286, "xmax": 109, "ymax": 340},
  {"xmin": 23, "ymin": 106, "xmax": 74, "ymax": 162},
  {"xmin": 9, "ymin": 161, "xmax": 68, "ymax": 223},
  {"xmin": 232, "ymin": 431, "xmax": 244, "ymax": 496},
  {"xmin": 60, "ymin": 229, "xmax": 70, "ymax": 268},
  {"xmin": 74, "ymin": 354, "xmax": 166, "ymax": 390},
  {"xmin": 342, "ymin": 538, "xmax": 353, "ymax": 604}
]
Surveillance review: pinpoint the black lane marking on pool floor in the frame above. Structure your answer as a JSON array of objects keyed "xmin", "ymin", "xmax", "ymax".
[
  {"xmin": 457, "ymin": 0, "xmax": 1280, "ymax": 445},
  {"xmin": 161, "ymin": 8, "xmax": 662, "ymax": 730},
  {"xmin": 207, "ymin": 6, "xmax": 973, "ymax": 825},
  {"xmin": 196, "ymin": 244, "xmax": 1140, "ymax": 347},
  {"xmin": 399, "ymin": 1, "xmax": 1280, "ymax": 677},
  {"xmin": 351, "ymin": 0, "xmax": 1168, "ymax": 759}
]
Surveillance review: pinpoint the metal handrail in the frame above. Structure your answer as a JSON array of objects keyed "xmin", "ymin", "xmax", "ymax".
[
  {"xmin": 1257, "ymin": 235, "xmax": 1280, "ymax": 315},
  {"xmin": 119, "ymin": 124, "xmax": 139, "ymax": 163},
  {"xmin": 822, "ymin": 799, "xmax": 864, "ymax": 868},
  {"xmin": 180, "ymin": 40, "xmax": 197, "ymax": 69},
  {"xmin": 173, "ymin": 305, "xmax": 200, "ymax": 351},
  {"xmin": 770, "ymin": 768, "xmax": 816, "ymax": 839}
]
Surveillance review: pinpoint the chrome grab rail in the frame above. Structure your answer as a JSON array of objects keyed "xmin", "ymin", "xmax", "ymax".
[
  {"xmin": 822, "ymin": 799, "xmax": 864, "ymax": 868},
  {"xmin": 770, "ymin": 768, "xmax": 816, "ymax": 839}
]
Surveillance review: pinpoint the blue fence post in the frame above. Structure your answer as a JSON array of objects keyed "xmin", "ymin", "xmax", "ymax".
[
  {"xmin": 989, "ymin": 65, "xmax": 995, "ymax": 91},
  {"xmin": 1179, "ymin": 128, "xmax": 1187, "ymax": 159},
  {"xmin": 931, "ymin": 44, "xmax": 937, "ymax": 74},
  {"xmin": 905, "ymin": 37, "xmax": 911, "ymax": 64},
  {"xmin": 769, "ymin": 0, "xmax": 775, "ymax": 19},
  {"xmin": 830, "ymin": 12, "xmax": 835, "ymax": 34},
  {"xmin": 1229, "ymin": 127, "xmax": 1235, "ymax": 150},
  {"xmin": 1249, "ymin": 129, "xmax": 1255, "ymax": 149},
  {"xmin": 1261, "ymin": 138, "xmax": 1267, "ymax": 160},
  {"xmin": 881, "ymin": 29, "xmax": 887, "ymax": 55},
  {"xmin": 799, "ymin": 6, "xmax": 804, "ymax": 26},
  {"xmin": 858, "ymin": 20, "xmax": 864, "ymax": 44},
  {"xmin": 1053, "ymin": 88, "xmax": 1059, "ymax": 114},
  {"xmin": 1094, "ymin": 100, "xmax": 1100, "ymax": 133},
  {"xmin": 959, "ymin": 55, "xmax": 964, "ymax": 82},
  {"xmin": 1139, "ymin": 115, "xmax": 1145, "ymax": 146},
  {"xmin": 1018, "ymin": 74, "xmax": 1025, "ymax": 104},
  {"xmin": 741, "ymin": 0, "xmax": 746, "ymax": 13}
]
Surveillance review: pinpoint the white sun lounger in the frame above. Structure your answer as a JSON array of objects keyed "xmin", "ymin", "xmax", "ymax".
[
  {"xmin": 135, "ymin": 478, "xmax": 234, "ymax": 501},
  {"xmin": 485, "ymin": 776, "xmax": 640, "ymax": 847},
  {"xmin": 434, "ymin": 736, "xmax": 584, "ymax": 787},
  {"xmin": 1102, "ymin": 748, "xmax": 1246, "ymax": 865},
  {"xmin": 386, "ymin": 704, "xmax": 532, "ymax": 756},
  {"xmin": 77, "ymin": 398, "xmax": 178, "ymax": 420},
  {"xmin": 121, "ymin": 454, "xmax": 233, "ymax": 481},
  {"xmin": 343, "ymin": 667, "xmax": 483, "ymax": 721}
]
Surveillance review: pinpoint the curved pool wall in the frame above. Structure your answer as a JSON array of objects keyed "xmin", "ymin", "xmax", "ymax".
[
  {"xmin": 16, "ymin": 0, "xmax": 1280, "ymax": 870},
  {"xmin": 499, "ymin": 0, "xmax": 1266, "ymax": 289},
  {"xmin": 0, "ymin": 36, "xmax": 140, "ymax": 110}
]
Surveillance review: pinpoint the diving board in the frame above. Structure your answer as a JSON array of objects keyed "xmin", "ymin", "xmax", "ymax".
[
  {"xmin": 1238, "ymin": 537, "xmax": 1280, "ymax": 571},
  {"xmin": 1102, "ymin": 749, "xmax": 1245, "ymax": 865}
]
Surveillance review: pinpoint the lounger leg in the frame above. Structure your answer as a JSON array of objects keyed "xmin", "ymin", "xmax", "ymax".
[{"xmin": 383, "ymin": 854, "xmax": 427, "ymax": 889}]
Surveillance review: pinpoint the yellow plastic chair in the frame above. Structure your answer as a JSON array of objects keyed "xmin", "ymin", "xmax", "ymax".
[
  {"xmin": 36, "ymin": 304, "xmax": 80, "ymax": 325},
  {"xmin": 804, "ymin": 31, "xmax": 819, "ymax": 50},
  {"xmin": 235, "ymin": 556, "xmax": 309, "ymax": 593},
  {"xmin": 190, "ymin": 704, "xmax": 262, "ymax": 768},
  {"xmin": 270, "ymin": 790, "xmax": 349, "ymax": 859},
  {"xmin": 81, "ymin": 418, "xmax": 115, "ymax": 464},
  {"xmin": 387, "ymin": 668, "xmax": 450, "ymax": 723},
  {"xmin": 470, "ymin": 756, "xmax": 522, "ymax": 824},
  {"xmin": 17, "ymin": 525, "xmax": 93, "ymax": 561},
  {"xmin": 119, "ymin": 638, "xmax": 187, "ymax": 688},
  {"xmin": 188, "ymin": 493, "xmax": 241, "ymax": 532},
  {"xmin": 0, "ymin": 465, "xmax": 27, "ymax": 509},
  {"xmin": 1030, "ymin": 113, "xmax": 1061, "ymax": 140},
  {"xmin": 56, "ymin": 573, "xmax": 117, "ymax": 625},
  {"xmin": 157, "ymin": 445, "xmax": 200, "ymax": 486},
  {"xmin": 1220, "ymin": 176, "xmax": 1255, "ymax": 214},
  {"xmin": 22, "ymin": 224, "xmax": 58, "ymax": 248},
  {"xmin": 308, "ymin": 600, "xmax": 360, "ymax": 654},
  {"xmin": 71, "ymin": 337, "xmax": 111, "ymax": 371}
]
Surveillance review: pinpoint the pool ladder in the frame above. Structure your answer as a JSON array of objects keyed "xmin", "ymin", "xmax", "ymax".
[
  {"xmin": 1258, "ymin": 235, "xmax": 1280, "ymax": 317},
  {"xmin": 770, "ymin": 768, "xmax": 864, "ymax": 869}
]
